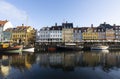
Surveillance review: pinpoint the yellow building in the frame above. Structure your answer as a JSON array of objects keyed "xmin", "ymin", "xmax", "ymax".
[
  {"xmin": 62, "ymin": 22, "xmax": 74, "ymax": 42},
  {"xmin": 82, "ymin": 27, "xmax": 98, "ymax": 42},
  {"xmin": 6, "ymin": 24, "xmax": 36, "ymax": 45},
  {"xmin": 106, "ymin": 28, "xmax": 115, "ymax": 41}
]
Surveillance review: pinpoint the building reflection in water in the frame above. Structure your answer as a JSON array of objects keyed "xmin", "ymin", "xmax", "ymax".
[
  {"xmin": 36, "ymin": 50, "xmax": 120, "ymax": 72},
  {"xmin": 10, "ymin": 53, "xmax": 35, "ymax": 70},
  {"xmin": 0, "ymin": 55, "xmax": 10, "ymax": 77},
  {"xmin": 1, "ymin": 50, "xmax": 120, "ymax": 78},
  {"xmin": 0, "ymin": 52, "xmax": 35, "ymax": 78}
]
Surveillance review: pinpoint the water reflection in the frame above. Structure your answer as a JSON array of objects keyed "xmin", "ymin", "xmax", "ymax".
[
  {"xmin": 91, "ymin": 50, "xmax": 109, "ymax": 53},
  {"xmin": 0, "ymin": 52, "xmax": 35, "ymax": 78},
  {"xmin": 36, "ymin": 51, "xmax": 120, "ymax": 72},
  {"xmin": 0, "ymin": 51, "xmax": 120, "ymax": 79}
]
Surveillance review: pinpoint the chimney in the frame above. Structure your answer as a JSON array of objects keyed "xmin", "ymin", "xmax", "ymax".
[
  {"xmin": 113, "ymin": 24, "xmax": 116, "ymax": 26},
  {"xmin": 22, "ymin": 24, "xmax": 24, "ymax": 26},
  {"xmin": 91, "ymin": 24, "xmax": 93, "ymax": 28},
  {"xmin": 55, "ymin": 23, "xmax": 57, "ymax": 26},
  {"xmin": 104, "ymin": 22, "xmax": 106, "ymax": 24},
  {"xmin": 66, "ymin": 21, "xmax": 68, "ymax": 23}
]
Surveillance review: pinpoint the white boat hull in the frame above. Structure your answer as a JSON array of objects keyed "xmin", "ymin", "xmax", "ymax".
[
  {"xmin": 22, "ymin": 48, "xmax": 34, "ymax": 52},
  {"xmin": 91, "ymin": 46, "xmax": 109, "ymax": 50}
]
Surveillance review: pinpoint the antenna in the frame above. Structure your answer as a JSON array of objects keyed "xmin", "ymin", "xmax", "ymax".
[{"xmin": 26, "ymin": 16, "xmax": 28, "ymax": 26}]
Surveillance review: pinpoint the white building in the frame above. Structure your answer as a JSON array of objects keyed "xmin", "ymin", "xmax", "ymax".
[
  {"xmin": 97, "ymin": 27, "xmax": 106, "ymax": 42},
  {"xmin": 0, "ymin": 20, "xmax": 13, "ymax": 42},
  {"xmin": 36, "ymin": 23, "xmax": 62, "ymax": 43},
  {"xmin": 49, "ymin": 24, "xmax": 62, "ymax": 42},
  {"xmin": 113, "ymin": 25, "xmax": 120, "ymax": 42},
  {"xmin": 37, "ymin": 27, "xmax": 50, "ymax": 42}
]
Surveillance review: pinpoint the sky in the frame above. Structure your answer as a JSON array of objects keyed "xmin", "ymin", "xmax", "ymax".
[{"xmin": 0, "ymin": 0, "xmax": 120, "ymax": 29}]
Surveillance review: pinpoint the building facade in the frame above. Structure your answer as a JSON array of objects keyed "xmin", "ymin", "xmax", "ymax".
[
  {"xmin": 113, "ymin": 25, "xmax": 120, "ymax": 41},
  {"xmin": 73, "ymin": 27, "xmax": 82, "ymax": 42},
  {"xmin": 0, "ymin": 20, "xmax": 13, "ymax": 42},
  {"xmin": 82, "ymin": 26, "xmax": 98, "ymax": 42},
  {"xmin": 105, "ymin": 28, "xmax": 115, "ymax": 41},
  {"xmin": 49, "ymin": 24, "xmax": 62, "ymax": 42},
  {"xmin": 36, "ymin": 22, "xmax": 120, "ymax": 43},
  {"xmin": 62, "ymin": 22, "xmax": 74, "ymax": 42},
  {"xmin": 97, "ymin": 27, "xmax": 106, "ymax": 42},
  {"xmin": 37, "ymin": 27, "xmax": 50, "ymax": 42},
  {"xmin": 3, "ymin": 31, "xmax": 12, "ymax": 42},
  {"xmin": 9, "ymin": 24, "xmax": 35, "ymax": 45}
]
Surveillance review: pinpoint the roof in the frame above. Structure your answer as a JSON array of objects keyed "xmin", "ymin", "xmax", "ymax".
[
  {"xmin": 62, "ymin": 22, "xmax": 73, "ymax": 28},
  {"xmin": 98, "ymin": 23, "xmax": 113, "ymax": 29},
  {"xmin": 12, "ymin": 26, "xmax": 30, "ymax": 32},
  {"xmin": 40, "ymin": 27, "xmax": 50, "ymax": 31},
  {"xmin": 5, "ymin": 25, "xmax": 32, "ymax": 32},
  {"xmin": 81, "ymin": 27, "xmax": 88, "ymax": 32},
  {"xmin": 50, "ymin": 26, "xmax": 62, "ymax": 30},
  {"xmin": 0, "ymin": 20, "xmax": 8, "ymax": 26},
  {"xmin": 4, "ymin": 28, "xmax": 13, "ymax": 32}
]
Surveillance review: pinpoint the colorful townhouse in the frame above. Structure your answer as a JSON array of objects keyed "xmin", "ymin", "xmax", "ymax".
[
  {"xmin": 37, "ymin": 27, "xmax": 50, "ymax": 42},
  {"xmin": 62, "ymin": 22, "xmax": 74, "ymax": 42},
  {"xmin": 82, "ymin": 25, "xmax": 98, "ymax": 42},
  {"xmin": 0, "ymin": 20, "xmax": 13, "ymax": 42},
  {"xmin": 73, "ymin": 27, "xmax": 82, "ymax": 42},
  {"xmin": 113, "ymin": 24, "xmax": 120, "ymax": 42},
  {"xmin": 49, "ymin": 23, "xmax": 62, "ymax": 42},
  {"xmin": 99, "ymin": 22, "xmax": 115, "ymax": 42},
  {"xmin": 6, "ymin": 24, "xmax": 36, "ymax": 45},
  {"xmin": 96, "ymin": 27, "xmax": 106, "ymax": 42}
]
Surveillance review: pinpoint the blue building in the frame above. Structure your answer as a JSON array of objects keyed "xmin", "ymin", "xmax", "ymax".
[
  {"xmin": 3, "ymin": 31, "xmax": 12, "ymax": 42},
  {"xmin": 73, "ymin": 27, "xmax": 82, "ymax": 42}
]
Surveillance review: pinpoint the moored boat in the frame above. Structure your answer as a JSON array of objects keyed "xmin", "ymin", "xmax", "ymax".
[
  {"xmin": 0, "ymin": 45, "xmax": 23, "ymax": 53},
  {"xmin": 56, "ymin": 43, "xmax": 83, "ymax": 51},
  {"xmin": 22, "ymin": 46, "xmax": 34, "ymax": 52},
  {"xmin": 48, "ymin": 46, "xmax": 56, "ymax": 52},
  {"xmin": 91, "ymin": 44, "xmax": 109, "ymax": 50}
]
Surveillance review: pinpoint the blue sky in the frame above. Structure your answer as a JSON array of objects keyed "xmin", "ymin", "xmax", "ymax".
[{"xmin": 0, "ymin": 0, "xmax": 120, "ymax": 29}]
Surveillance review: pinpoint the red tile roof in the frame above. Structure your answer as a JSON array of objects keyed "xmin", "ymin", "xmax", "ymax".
[{"xmin": 0, "ymin": 20, "xmax": 8, "ymax": 26}]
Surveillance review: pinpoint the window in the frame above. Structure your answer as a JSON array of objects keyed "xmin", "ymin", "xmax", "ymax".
[
  {"xmin": 79, "ymin": 30, "xmax": 81, "ymax": 33},
  {"xmin": 116, "ymin": 36, "xmax": 118, "ymax": 38}
]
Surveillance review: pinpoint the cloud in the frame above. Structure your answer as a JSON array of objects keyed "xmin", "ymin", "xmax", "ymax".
[{"xmin": 0, "ymin": 0, "xmax": 27, "ymax": 21}]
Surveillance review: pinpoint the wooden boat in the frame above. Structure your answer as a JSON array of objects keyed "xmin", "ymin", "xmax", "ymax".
[
  {"xmin": 22, "ymin": 46, "xmax": 34, "ymax": 52},
  {"xmin": 91, "ymin": 44, "xmax": 109, "ymax": 50},
  {"xmin": 0, "ymin": 45, "xmax": 23, "ymax": 53},
  {"xmin": 48, "ymin": 46, "xmax": 56, "ymax": 52}
]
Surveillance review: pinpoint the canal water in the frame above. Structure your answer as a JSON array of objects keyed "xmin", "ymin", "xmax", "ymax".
[{"xmin": 0, "ymin": 50, "xmax": 120, "ymax": 79}]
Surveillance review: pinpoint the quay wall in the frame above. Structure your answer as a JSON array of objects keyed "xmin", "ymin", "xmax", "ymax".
[{"xmin": 35, "ymin": 42, "xmax": 120, "ymax": 51}]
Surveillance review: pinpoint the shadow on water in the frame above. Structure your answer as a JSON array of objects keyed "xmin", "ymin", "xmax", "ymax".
[{"xmin": 0, "ymin": 50, "xmax": 120, "ymax": 79}]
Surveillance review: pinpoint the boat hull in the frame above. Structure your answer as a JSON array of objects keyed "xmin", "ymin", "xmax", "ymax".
[
  {"xmin": 56, "ymin": 46, "xmax": 83, "ymax": 51},
  {"xmin": 0, "ymin": 46, "xmax": 23, "ymax": 53},
  {"xmin": 91, "ymin": 46, "xmax": 109, "ymax": 50},
  {"xmin": 22, "ymin": 47, "xmax": 34, "ymax": 52},
  {"xmin": 48, "ymin": 47, "xmax": 56, "ymax": 52}
]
